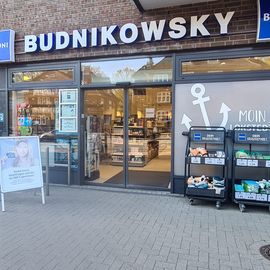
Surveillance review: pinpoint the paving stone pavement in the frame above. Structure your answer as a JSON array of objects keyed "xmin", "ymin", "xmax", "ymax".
[{"xmin": 1, "ymin": 185, "xmax": 270, "ymax": 270}]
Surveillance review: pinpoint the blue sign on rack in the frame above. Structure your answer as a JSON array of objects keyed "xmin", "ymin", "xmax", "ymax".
[
  {"xmin": 193, "ymin": 133, "xmax": 202, "ymax": 141},
  {"xmin": 238, "ymin": 133, "xmax": 247, "ymax": 141},
  {"xmin": 257, "ymin": 0, "xmax": 270, "ymax": 42},
  {"xmin": 0, "ymin": 29, "xmax": 15, "ymax": 63}
]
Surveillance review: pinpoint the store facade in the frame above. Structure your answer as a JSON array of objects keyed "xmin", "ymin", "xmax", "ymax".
[{"xmin": 0, "ymin": 0, "xmax": 269, "ymax": 193}]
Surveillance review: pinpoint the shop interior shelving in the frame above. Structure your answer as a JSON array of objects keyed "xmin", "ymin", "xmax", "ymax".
[
  {"xmin": 184, "ymin": 126, "xmax": 228, "ymax": 209},
  {"xmin": 111, "ymin": 126, "xmax": 159, "ymax": 167},
  {"xmin": 231, "ymin": 127, "xmax": 270, "ymax": 212}
]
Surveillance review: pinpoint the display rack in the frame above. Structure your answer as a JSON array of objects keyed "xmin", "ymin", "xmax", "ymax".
[
  {"xmin": 184, "ymin": 126, "xmax": 228, "ymax": 209},
  {"xmin": 231, "ymin": 127, "xmax": 270, "ymax": 212},
  {"xmin": 111, "ymin": 126, "xmax": 159, "ymax": 167}
]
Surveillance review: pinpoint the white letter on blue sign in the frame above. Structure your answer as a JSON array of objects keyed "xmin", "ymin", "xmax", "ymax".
[
  {"xmin": 120, "ymin": 23, "xmax": 138, "ymax": 44},
  {"xmin": 91, "ymin": 28, "xmax": 98, "ymax": 47},
  {"xmin": 25, "ymin": 35, "xmax": 38, "ymax": 52},
  {"xmin": 101, "ymin": 26, "xmax": 118, "ymax": 45},
  {"xmin": 55, "ymin": 32, "xmax": 70, "ymax": 50},
  {"xmin": 264, "ymin": 13, "xmax": 270, "ymax": 21},
  {"xmin": 39, "ymin": 33, "xmax": 54, "ymax": 51},
  {"xmin": 168, "ymin": 17, "xmax": 187, "ymax": 39},
  {"xmin": 73, "ymin": 29, "xmax": 88, "ymax": 48},
  {"xmin": 141, "ymin": 20, "xmax": 166, "ymax": 41}
]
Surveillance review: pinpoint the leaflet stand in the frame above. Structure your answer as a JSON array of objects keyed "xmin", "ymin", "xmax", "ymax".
[
  {"xmin": 183, "ymin": 126, "xmax": 228, "ymax": 209},
  {"xmin": 231, "ymin": 127, "xmax": 270, "ymax": 212}
]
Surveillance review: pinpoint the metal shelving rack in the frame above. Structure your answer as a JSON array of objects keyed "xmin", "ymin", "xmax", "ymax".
[
  {"xmin": 184, "ymin": 126, "xmax": 229, "ymax": 209},
  {"xmin": 231, "ymin": 127, "xmax": 270, "ymax": 212}
]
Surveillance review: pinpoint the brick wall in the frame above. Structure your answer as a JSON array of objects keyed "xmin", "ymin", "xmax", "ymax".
[{"xmin": 0, "ymin": 0, "xmax": 258, "ymax": 63}]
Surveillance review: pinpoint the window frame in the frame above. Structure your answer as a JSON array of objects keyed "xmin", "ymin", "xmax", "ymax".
[
  {"xmin": 80, "ymin": 55, "xmax": 173, "ymax": 88},
  {"xmin": 176, "ymin": 48, "xmax": 270, "ymax": 83},
  {"xmin": 8, "ymin": 62, "xmax": 79, "ymax": 90}
]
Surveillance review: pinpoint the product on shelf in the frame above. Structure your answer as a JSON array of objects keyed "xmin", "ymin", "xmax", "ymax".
[
  {"xmin": 234, "ymin": 179, "xmax": 270, "ymax": 195},
  {"xmin": 189, "ymin": 147, "xmax": 225, "ymax": 158},
  {"xmin": 235, "ymin": 149, "xmax": 270, "ymax": 160},
  {"xmin": 187, "ymin": 175, "xmax": 225, "ymax": 190},
  {"xmin": 189, "ymin": 147, "xmax": 207, "ymax": 157}
]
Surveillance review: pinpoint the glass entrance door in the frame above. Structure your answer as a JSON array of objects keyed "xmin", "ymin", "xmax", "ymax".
[
  {"xmin": 83, "ymin": 89, "xmax": 125, "ymax": 186},
  {"xmin": 83, "ymin": 87, "xmax": 172, "ymax": 189},
  {"xmin": 127, "ymin": 87, "xmax": 172, "ymax": 189}
]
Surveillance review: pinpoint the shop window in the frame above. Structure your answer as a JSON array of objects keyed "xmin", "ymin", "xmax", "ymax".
[
  {"xmin": 12, "ymin": 69, "xmax": 74, "ymax": 83},
  {"xmin": 182, "ymin": 56, "xmax": 270, "ymax": 75},
  {"xmin": 81, "ymin": 57, "xmax": 172, "ymax": 85},
  {"xmin": 9, "ymin": 89, "xmax": 78, "ymax": 169}
]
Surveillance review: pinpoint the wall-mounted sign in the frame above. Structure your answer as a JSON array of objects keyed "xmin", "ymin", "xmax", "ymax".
[
  {"xmin": 59, "ymin": 89, "xmax": 78, "ymax": 133},
  {"xmin": 0, "ymin": 29, "xmax": 15, "ymax": 63},
  {"xmin": 24, "ymin": 11, "xmax": 235, "ymax": 53},
  {"xmin": 257, "ymin": 0, "xmax": 270, "ymax": 42}
]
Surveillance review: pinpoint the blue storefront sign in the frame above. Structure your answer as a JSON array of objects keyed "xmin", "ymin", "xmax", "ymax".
[
  {"xmin": 0, "ymin": 29, "xmax": 15, "ymax": 63},
  {"xmin": 257, "ymin": 0, "xmax": 270, "ymax": 42}
]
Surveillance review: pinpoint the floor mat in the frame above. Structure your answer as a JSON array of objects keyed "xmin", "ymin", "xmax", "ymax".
[{"xmin": 105, "ymin": 170, "xmax": 170, "ymax": 188}]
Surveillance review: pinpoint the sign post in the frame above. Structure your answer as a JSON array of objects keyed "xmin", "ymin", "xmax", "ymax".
[{"xmin": 0, "ymin": 136, "xmax": 45, "ymax": 212}]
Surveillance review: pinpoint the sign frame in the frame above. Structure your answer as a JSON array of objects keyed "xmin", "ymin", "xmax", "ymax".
[
  {"xmin": 0, "ymin": 136, "xmax": 45, "ymax": 212},
  {"xmin": 0, "ymin": 29, "xmax": 15, "ymax": 63},
  {"xmin": 257, "ymin": 0, "xmax": 270, "ymax": 42}
]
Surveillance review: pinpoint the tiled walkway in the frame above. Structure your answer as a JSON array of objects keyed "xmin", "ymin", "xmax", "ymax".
[{"xmin": 1, "ymin": 186, "xmax": 270, "ymax": 270}]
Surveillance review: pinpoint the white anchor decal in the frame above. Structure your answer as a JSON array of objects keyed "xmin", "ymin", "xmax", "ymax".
[{"xmin": 181, "ymin": 83, "xmax": 231, "ymax": 130}]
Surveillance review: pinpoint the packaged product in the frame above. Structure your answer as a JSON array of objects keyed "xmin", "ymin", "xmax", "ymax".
[{"xmin": 242, "ymin": 180, "xmax": 260, "ymax": 193}]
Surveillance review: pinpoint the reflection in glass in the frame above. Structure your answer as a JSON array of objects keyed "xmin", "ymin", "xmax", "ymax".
[
  {"xmin": 81, "ymin": 57, "xmax": 172, "ymax": 85},
  {"xmin": 9, "ymin": 89, "xmax": 78, "ymax": 169},
  {"xmin": 84, "ymin": 89, "xmax": 124, "ymax": 185},
  {"xmin": 182, "ymin": 56, "xmax": 270, "ymax": 75},
  {"xmin": 128, "ymin": 87, "xmax": 172, "ymax": 188},
  {"xmin": 12, "ymin": 69, "xmax": 74, "ymax": 83}
]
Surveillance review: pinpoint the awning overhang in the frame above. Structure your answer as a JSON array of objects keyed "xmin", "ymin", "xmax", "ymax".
[{"xmin": 133, "ymin": 0, "xmax": 217, "ymax": 12}]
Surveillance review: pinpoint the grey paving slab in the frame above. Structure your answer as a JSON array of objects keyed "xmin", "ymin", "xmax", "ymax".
[{"xmin": 1, "ymin": 186, "xmax": 270, "ymax": 270}]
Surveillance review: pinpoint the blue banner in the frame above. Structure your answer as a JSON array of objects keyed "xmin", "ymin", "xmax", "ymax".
[
  {"xmin": 257, "ymin": 0, "xmax": 270, "ymax": 41},
  {"xmin": 0, "ymin": 29, "xmax": 15, "ymax": 62}
]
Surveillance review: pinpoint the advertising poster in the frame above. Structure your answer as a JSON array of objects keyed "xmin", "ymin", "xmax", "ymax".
[
  {"xmin": 61, "ymin": 90, "xmax": 76, "ymax": 103},
  {"xmin": 60, "ymin": 119, "xmax": 76, "ymax": 132},
  {"xmin": 0, "ymin": 136, "xmax": 43, "ymax": 193},
  {"xmin": 60, "ymin": 104, "xmax": 76, "ymax": 117},
  {"xmin": 59, "ymin": 89, "xmax": 78, "ymax": 133}
]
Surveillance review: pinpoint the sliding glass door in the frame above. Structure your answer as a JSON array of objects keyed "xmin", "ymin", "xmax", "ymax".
[
  {"xmin": 127, "ymin": 87, "xmax": 172, "ymax": 189},
  {"xmin": 83, "ymin": 89, "xmax": 124, "ymax": 186},
  {"xmin": 83, "ymin": 87, "xmax": 172, "ymax": 189}
]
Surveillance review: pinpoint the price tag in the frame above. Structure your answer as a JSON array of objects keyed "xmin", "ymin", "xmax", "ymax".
[
  {"xmin": 256, "ymin": 194, "xmax": 268, "ymax": 202},
  {"xmin": 216, "ymin": 158, "xmax": 225, "ymax": 165},
  {"xmin": 191, "ymin": 157, "xmax": 201, "ymax": 164},
  {"xmin": 235, "ymin": 192, "xmax": 245, "ymax": 199},
  {"xmin": 243, "ymin": 192, "xmax": 257, "ymax": 200},
  {"xmin": 204, "ymin": 158, "xmax": 212, "ymax": 165},
  {"xmin": 236, "ymin": 159, "xmax": 248, "ymax": 166},
  {"xmin": 247, "ymin": 160, "xmax": 258, "ymax": 167},
  {"xmin": 266, "ymin": 161, "xmax": 270, "ymax": 167}
]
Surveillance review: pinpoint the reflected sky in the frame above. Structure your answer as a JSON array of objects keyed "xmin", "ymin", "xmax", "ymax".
[{"xmin": 82, "ymin": 57, "xmax": 165, "ymax": 79}]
